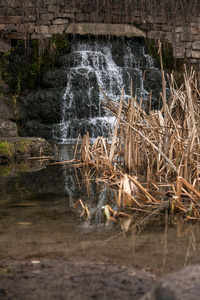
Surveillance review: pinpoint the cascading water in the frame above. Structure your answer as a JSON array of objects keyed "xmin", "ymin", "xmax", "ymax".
[{"xmin": 53, "ymin": 39, "xmax": 162, "ymax": 142}]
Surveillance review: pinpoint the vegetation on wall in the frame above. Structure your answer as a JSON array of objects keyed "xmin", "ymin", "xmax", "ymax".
[
  {"xmin": 66, "ymin": 0, "xmax": 199, "ymax": 23},
  {"xmin": 0, "ymin": 34, "xmax": 70, "ymax": 95}
]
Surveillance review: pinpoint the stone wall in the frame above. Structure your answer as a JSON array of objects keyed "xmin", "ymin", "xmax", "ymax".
[{"xmin": 0, "ymin": 0, "xmax": 200, "ymax": 70}]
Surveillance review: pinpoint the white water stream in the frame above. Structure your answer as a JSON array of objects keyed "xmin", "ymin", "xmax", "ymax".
[{"xmin": 53, "ymin": 40, "xmax": 159, "ymax": 141}]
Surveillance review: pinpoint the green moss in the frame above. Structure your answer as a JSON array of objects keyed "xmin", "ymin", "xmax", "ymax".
[
  {"xmin": 145, "ymin": 39, "xmax": 175, "ymax": 70},
  {"xmin": 0, "ymin": 35, "xmax": 70, "ymax": 95},
  {"xmin": 145, "ymin": 38, "xmax": 188, "ymax": 86},
  {"xmin": 0, "ymin": 141, "xmax": 13, "ymax": 158},
  {"xmin": 52, "ymin": 33, "xmax": 70, "ymax": 54},
  {"xmin": 0, "ymin": 165, "xmax": 11, "ymax": 176},
  {"xmin": 14, "ymin": 139, "xmax": 31, "ymax": 154}
]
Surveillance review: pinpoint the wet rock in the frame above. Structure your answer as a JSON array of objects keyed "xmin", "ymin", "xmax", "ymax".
[
  {"xmin": 0, "ymin": 119, "xmax": 17, "ymax": 137},
  {"xmin": 19, "ymin": 87, "xmax": 65, "ymax": 124},
  {"xmin": 140, "ymin": 265, "xmax": 200, "ymax": 300},
  {"xmin": 18, "ymin": 38, "xmax": 162, "ymax": 140},
  {"xmin": 143, "ymin": 68, "xmax": 163, "ymax": 108},
  {"xmin": 0, "ymin": 137, "xmax": 53, "ymax": 162},
  {"xmin": 42, "ymin": 68, "xmax": 69, "ymax": 88},
  {"xmin": 0, "ymin": 96, "xmax": 15, "ymax": 120},
  {"xmin": 0, "ymin": 80, "xmax": 9, "ymax": 94}
]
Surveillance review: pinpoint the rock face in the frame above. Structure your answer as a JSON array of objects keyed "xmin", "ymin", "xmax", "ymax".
[
  {"xmin": 18, "ymin": 38, "xmax": 163, "ymax": 140},
  {"xmin": 140, "ymin": 265, "xmax": 200, "ymax": 300},
  {"xmin": 0, "ymin": 81, "xmax": 18, "ymax": 138}
]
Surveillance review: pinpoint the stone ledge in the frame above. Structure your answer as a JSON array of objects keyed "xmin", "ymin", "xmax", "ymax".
[
  {"xmin": 0, "ymin": 15, "xmax": 23, "ymax": 24},
  {"xmin": 65, "ymin": 22, "xmax": 146, "ymax": 38}
]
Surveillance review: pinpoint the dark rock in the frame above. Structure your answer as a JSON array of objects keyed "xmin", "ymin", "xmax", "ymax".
[
  {"xmin": 140, "ymin": 265, "xmax": 200, "ymax": 300},
  {"xmin": 18, "ymin": 120, "xmax": 56, "ymax": 140},
  {"xmin": 0, "ymin": 97, "xmax": 15, "ymax": 120},
  {"xmin": 0, "ymin": 80, "xmax": 9, "ymax": 94},
  {"xmin": 19, "ymin": 87, "xmax": 65, "ymax": 124},
  {"xmin": 0, "ymin": 118, "xmax": 17, "ymax": 137},
  {"xmin": 42, "ymin": 68, "xmax": 69, "ymax": 88}
]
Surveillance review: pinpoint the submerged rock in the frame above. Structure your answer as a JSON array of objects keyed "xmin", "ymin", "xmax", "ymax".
[{"xmin": 140, "ymin": 265, "xmax": 200, "ymax": 300}]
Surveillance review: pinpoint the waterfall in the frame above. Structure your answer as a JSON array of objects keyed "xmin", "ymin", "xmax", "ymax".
[{"xmin": 53, "ymin": 38, "xmax": 162, "ymax": 142}]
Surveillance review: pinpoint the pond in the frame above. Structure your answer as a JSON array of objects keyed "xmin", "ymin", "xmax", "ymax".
[{"xmin": 0, "ymin": 144, "xmax": 200, "ymax": 279}]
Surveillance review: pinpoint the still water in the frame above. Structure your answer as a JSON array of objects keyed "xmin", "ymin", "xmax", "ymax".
[{"xmin": 0, "ymin": 144, "xmax": 200, "ymax": 278}]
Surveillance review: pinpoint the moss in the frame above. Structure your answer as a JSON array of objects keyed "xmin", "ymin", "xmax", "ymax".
[
  {"xmin": 0, "ymin": 35, "xmax": 70, "ymax": 95},
  {"xmin": 52, "ymin": 33, "xmax": 70, "ymax": 55},
  {"xmin": 0, "ymin": 141, "xmax": 13, "ymax": 158},
  {"xmin": 0, "ymin": 165, "xmax": 11, "ymax": 176},
  {"xmin": 145, "ymin": 38, "xmax": 188, "ymax": 86},
  {"xmin": 14, "ymin": 139, "xmax": 31, "ymax": 155}
]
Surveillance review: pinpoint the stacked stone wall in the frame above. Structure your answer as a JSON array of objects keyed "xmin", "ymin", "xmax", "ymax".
[{"xmin": 0, "ymin": 0, "xmax": 200, "ymax": 70}]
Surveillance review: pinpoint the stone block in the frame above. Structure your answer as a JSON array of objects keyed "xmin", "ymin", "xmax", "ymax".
[
  {"xmin": 23, "ymin": 1, "xmax": 35, "ymax": 8},
  {"xmin": 147, "ymin": 15, "xmax": 153, "ymax": 23},
  {"xmin": 23, "ymin": 8, "xmax": 36, "ymax": 15},
  {"xmin": 54, "ymin": 12, "xmax": 74, "ymax": 19},
  {"xmin": 37, "ymin": 8, "xmax": 47, "ymax": 13},
  {"xmin": 191, "ymin": 27, "xmax": 199, "ymax": 34},
  {"xmin": 52, "ymin": 18, "xmax": 69, "ymax": 25},
  {"xmin": 0, "ymin": 16, "xmax": 23, "ymax": 24},
  {"xmin": 40, "ymin": 13, "xmax": 54, "ymax": 21},
  {"xmin": 0, "ymin": 0, "xmax": 8, "ymax": 7},
  {"xmin": 35, "ymin": 25, "xmax": 49, "ymax": 34},
  {"xmin": 75, "ymin": 13, "xmax": 90, "ymax": 22},
  {"xmin": 61, "ymin": 7, "xmax": 81, "ymax": 13},
  {"xmin": 37, "ymin": 20, "xmax": 51, "ymax": 26},
  {"xmin": 5, "ymin": 24, "xmax": 17, "ymax": 31},
  {"xmin": 65, "ymin": 22, "xmax": 146, "ymax": 38},
  {"xmin": 190, "ymin": 59, "xmax": 198, "ymax": 64},
  {"xmin": 23, "ymin": 14, "xmax": 37, "ymax": 22},
  {"xmin": 186, "ymin": 49, "xmax": 192, "ymax": 57},
  {"xmin": 192, "ymin": 42, "xmax": 200, "ymax": 50},
  {"xmin": 192, "ymin": 50, "xmax": 200, "ymax": 59},
  {"xmin": 48, "ymin": 24, "xmax": 65, "ymax": 34},
  {"xmin": 147, "ymin": 31, "xmax": 166, "ymax": 39},
  {"xmin": 48, "ymin": 5, "xmax": 61, "ymax": 13},
  {"xmin": 5, "ymin": 32, "xmax": 29, "ymax": 40},
  {"xmin": 89, "ymin": 11, "xmax": 99, "ymax": 22},
  {"xmin": 165, "ymin": 31, "xmax": 173, "ymax": 41},
  {"xmin": 10, "ymin": 0, "xmax": 20, "ymax": 8},
  {"xmin": 17, "ymin": 23, "xmax": 35, "ymax": 34},
  {"xmin": 175, "ymin": 26, "xmax": 186, "ymax": 33},
  {"xmin": 180, "ymin": 32, "xmax": 193, "ymax": 42},
  {"xmin": 0, "ymin": 24, "xmax": 5, "ymax": 30},
  {"xmin": 43, "ymin": 0, "xmax": 57, "ymax": 4},
  {"xmin": 31, "ymin": 33, "xmax": 52, "ymax": 39},
  {"xmin": 194, "ymin": 35, "xmax": 200, "ymax": 42},
  {"xmin": 154, "ymin": 16, "xmax": 167, "ymax": 24},
  {"xmin": 174, "ymin": 47, "xmax": 185, "ymax": 58},
  {"xmin": 0, "ymin": 40, "xmax": 11, "ymax": 53}
]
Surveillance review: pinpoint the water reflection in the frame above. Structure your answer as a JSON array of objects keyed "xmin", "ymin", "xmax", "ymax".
[{"xmin": 0, "ymin": 144, "xmax": 200, "ymax": 277}]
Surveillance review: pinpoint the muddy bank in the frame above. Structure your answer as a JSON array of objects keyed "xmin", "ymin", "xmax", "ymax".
[{"xmin": 0, "ymin": 259, "xmax": 155, "ymax": 300}]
